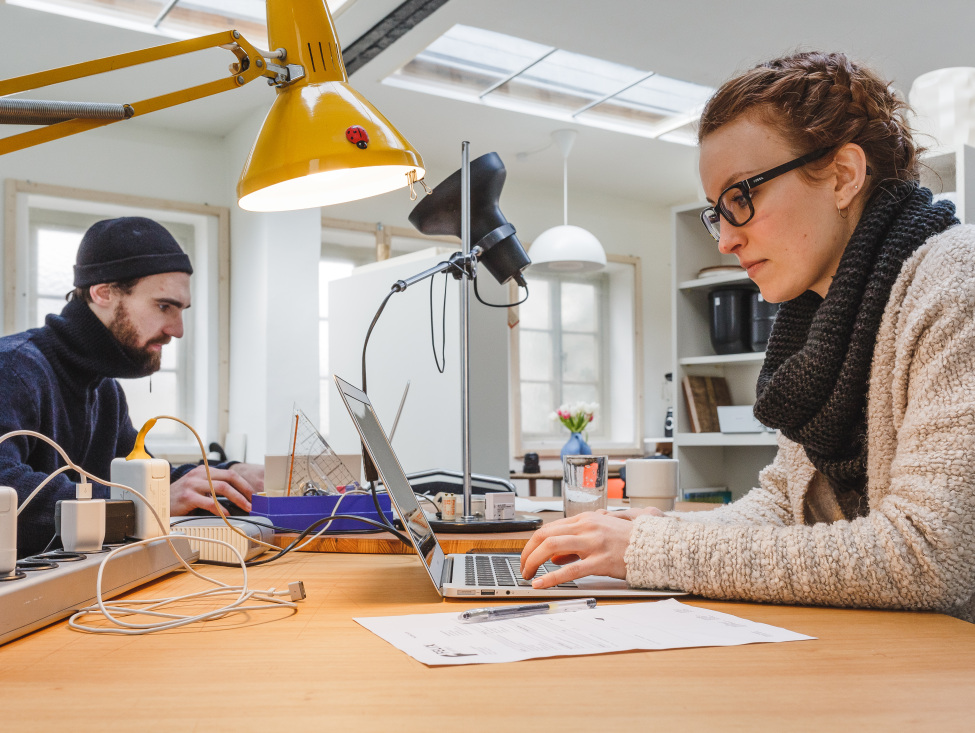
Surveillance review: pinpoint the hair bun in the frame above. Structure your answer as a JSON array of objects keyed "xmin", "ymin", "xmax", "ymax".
[{"xmin": 699, "ymin": 51, "xmax": 921, "ymax": 193}]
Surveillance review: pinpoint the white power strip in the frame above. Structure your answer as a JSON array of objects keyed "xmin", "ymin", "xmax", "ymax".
[{"xmin": 170, "ymin": 518, "xmax": 274, "ymax": 563}]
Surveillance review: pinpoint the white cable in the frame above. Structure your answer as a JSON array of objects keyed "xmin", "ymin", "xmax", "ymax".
[
  {"xmin": 16, "ymin": 464, "xmax": 72, "ymax": 515},
  {"xmin": 0, "ymin": 428, "xmax": 305, "ymax": 636},
  {"xmin": 150, "ymin": 415, "xmax": 281, "ymax": 551},
  {"xmin": 276, "ymin": 487, "xmax": 376, "ymax": 553},
  {"xmin": 291, "ymin": 490, "xmax": 354, "ymax": 552},
  {"xmin": 68, "ymin": 534, "xmax": 297, "ymax": 635}
]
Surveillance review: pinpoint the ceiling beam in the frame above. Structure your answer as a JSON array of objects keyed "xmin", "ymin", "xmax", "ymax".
[{"xmin": 343, "ymin": 0, "xmax": 449, "ymax": 76}]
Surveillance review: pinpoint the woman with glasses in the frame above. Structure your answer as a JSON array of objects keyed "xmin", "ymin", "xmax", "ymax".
[{"xmin": 521, "ymin": 51, "xmax": 975, "ymax": 622}]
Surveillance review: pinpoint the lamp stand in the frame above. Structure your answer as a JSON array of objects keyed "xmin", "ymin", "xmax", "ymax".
[{"xmin": 439, "ymin": 141, "xmax": 539, "ymax": 533}]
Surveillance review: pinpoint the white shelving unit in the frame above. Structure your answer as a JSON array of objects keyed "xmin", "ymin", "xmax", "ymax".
[
  {"xmin": 670, "ymin": 202, "xmax": 778, "ymax": 500},
  {"xmin": 920, "ymin": 144, "xmax": 975, "ymax": 224}
]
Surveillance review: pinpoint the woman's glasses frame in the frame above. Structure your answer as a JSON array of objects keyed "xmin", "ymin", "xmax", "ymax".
[{"xmin": 700, "ymin": 148, "xmax": 831, "ymax": 241}]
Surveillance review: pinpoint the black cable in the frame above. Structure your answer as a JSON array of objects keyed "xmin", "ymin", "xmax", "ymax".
[
  {"xmin": 40, "ymin": 533, "xmax": 59, "ymax": 554},
  {"xmin": 368, "ymin": 480, "xmax": 396, "ymax": 529},
  {"xmin": 473, "ymin": 276, "xmax": 529, "ymax": 308},
  {"xmin": 206, "ymin": 513, "xmax": 412, "ymax": 567},
  {"xmin": 360, "ymin": 286, "xmax": 399, "ymax": 482},
  {"xmin": 429, "ymin": 270, "xmax": 448, "ymax": 373},
  {"xmin": 361, "ymin": 286, "xmax": 399, "ymax": 402}
]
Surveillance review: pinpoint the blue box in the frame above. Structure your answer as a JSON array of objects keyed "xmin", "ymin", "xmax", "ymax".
[{"xmin": 249, "ymin": 492, "xmax": 393, "ymax": 533}]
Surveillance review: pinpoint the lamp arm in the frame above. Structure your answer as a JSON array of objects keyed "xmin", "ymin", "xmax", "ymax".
[
  {"xmin": 390, "ymin": 249, "xmax": 480, "ymax": 293},
  {"xmin": 0, "ymin": 30, "xmax": 286, "ymax": 157}
]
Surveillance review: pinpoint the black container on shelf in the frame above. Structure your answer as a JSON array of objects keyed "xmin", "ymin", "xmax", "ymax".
[
  {"xmin": 708, "ymin": 287, "xmax": 752, "ymax": 355},
  {"xmin": 749, "ymin": 291, "xmax": 780, "ymax": 352}
]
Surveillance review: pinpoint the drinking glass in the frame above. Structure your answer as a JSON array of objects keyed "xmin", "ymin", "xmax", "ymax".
[{"xmin": 562, "ymin": 455, "xmax": 607, "ymax": 517}]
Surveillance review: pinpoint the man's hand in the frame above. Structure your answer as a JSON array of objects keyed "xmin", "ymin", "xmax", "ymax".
[
  {"xmin": 170, "ymin": 465, "xmax": 258, "ymax": 516},
  {"xmin": 519, "ymin": 511, "xmax": 640, "ymax": 589},
  {"xmin": 228, "ymin": 462, "xmax": 264, "ymax": 494}
]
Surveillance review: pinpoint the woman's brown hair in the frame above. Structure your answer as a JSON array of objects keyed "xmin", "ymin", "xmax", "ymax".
[{"xmin": 698, "ymin": 51, "xmax": 922, "ymax": 196}]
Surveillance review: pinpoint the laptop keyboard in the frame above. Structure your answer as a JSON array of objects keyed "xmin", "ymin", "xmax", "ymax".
[{"xmin": 464, "ymin": 555, "xmax": 578, "ymax": 589}]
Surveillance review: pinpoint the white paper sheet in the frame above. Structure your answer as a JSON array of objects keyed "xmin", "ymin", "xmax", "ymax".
[{"xmin": 354, "ymin": 599, "xmax": 816, "ymax": 666}]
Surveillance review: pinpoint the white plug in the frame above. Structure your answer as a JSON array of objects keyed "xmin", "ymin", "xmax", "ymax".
[
  {"xmin": 110, "ymin": 458, "xmax": 170, "ymax": 539},
  {"xmin": 60, "ymin": 481, "xmax": 106, "ymax": 553},
  {"xmin": 0, "ymin": 487, "xmax": 17, "ymax": 575}
]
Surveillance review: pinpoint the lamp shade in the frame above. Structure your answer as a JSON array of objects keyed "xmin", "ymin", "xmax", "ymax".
[
  {"xmin": 908, "ymin": 67, "xmax": 975, "ymax": 150},
  {"xmin": 409, "ymin": 152, "xmax": 530, "ymax": 285},
  {"xmin": 237, "ymin": 0, "xmax": 424, "ymax": 211},
  {"xmin": 529, "ymin": 224, "xmax": 606, "ymax": 273}
]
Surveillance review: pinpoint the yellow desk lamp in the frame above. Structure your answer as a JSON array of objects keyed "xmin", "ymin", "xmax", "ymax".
[{"xmin": 0, "ymin": 0, "xmax": 425, "ymax": 210}]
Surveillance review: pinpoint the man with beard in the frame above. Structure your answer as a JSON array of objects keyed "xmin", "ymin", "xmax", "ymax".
[{"xmin": 0, "ymin": 217, "xmax": 262, "ymax": 556}]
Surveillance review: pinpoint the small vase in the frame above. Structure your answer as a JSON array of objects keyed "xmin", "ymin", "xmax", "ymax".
[{"xmin": 560, "ymin": 432, "xmax": 592, "ymax": 460}]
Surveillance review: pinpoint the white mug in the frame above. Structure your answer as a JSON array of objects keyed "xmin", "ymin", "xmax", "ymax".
[{"xmin": 625, "ymin": 458, "xmax": 678, "ymax": 498}]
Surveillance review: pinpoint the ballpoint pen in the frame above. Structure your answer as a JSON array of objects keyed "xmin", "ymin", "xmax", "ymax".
[{"xmin": 458, "ymin": 598, "xmax": 597, "ymax": 623}]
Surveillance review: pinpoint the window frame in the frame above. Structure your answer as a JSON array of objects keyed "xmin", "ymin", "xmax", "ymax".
[
  {"xmin": 517, "ymin": 271, "xmax": 611, "ymax": 441},
  {"xmin": 3, "ymin": 178, "xmax": 230, "ymax": 460},
  {"xmin": 510, "ymin": 253, "xmax": 645, "ymax": 458}
]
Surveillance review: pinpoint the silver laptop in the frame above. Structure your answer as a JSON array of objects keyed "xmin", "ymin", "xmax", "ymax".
[{"xmin": 334, "ymin": 375, "xmax": 685, "ymax": 600}]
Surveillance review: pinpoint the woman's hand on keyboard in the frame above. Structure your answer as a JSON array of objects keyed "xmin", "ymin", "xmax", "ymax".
[{"xmin": 519, "ymin": 512, "xmax": 634, "ymax": 589}]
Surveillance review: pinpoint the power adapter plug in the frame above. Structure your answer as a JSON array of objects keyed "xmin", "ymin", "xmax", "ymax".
[
  {"xmin": 60, "ymin": 481, "xmax": 106, "ymax": 553},
  {"xmin": 111, "ymin": 457, "xmax": 170, "ymax": 539},
  {"xmin": 56, "ymin": 499, "xmax": 135, "ymax": 545},
  {"xmin": 0, "ymin": 487, "xmax": 16, "ymax": 576}
]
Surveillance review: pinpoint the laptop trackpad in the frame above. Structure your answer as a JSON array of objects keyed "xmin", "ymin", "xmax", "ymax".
[{"xmin": 573, "ymin": 575, "xmax": 632, "ymax": 590}]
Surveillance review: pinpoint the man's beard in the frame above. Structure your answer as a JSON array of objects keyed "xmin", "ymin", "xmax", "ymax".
[{"xmin": 108, "ymin": 302, "xmax": 166, "ymax": 376}]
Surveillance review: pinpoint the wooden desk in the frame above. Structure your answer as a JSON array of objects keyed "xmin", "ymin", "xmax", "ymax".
[{"xmin": 3, "ymin": 551, "xmax": 975, "ymax": 731}]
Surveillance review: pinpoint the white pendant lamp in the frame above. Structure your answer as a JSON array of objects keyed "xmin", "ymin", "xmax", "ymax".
[{"xmin": 529, "ymin": 129, "xmax": 607, "ymax": 273}]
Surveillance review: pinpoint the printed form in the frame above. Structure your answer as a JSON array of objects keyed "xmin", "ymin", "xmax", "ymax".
[{"xmin": 354, "ymin": 598, "xmax": 815, "ymax": 666}]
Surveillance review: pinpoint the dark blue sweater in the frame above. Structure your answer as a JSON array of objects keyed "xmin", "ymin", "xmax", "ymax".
[{"xmin": 0, "ymin": 299, "xmax": 197, "ymax": 556}]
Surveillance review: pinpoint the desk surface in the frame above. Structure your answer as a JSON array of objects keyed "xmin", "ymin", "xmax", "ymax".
[{"xmin": 2, "ymin": 551, "xmax": 974, "ymax": 731}]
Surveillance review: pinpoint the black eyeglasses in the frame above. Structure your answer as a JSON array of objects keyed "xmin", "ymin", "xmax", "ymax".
[{"xmin": 700, "ymin": 148, "xmax": 830, "ymax": 241}]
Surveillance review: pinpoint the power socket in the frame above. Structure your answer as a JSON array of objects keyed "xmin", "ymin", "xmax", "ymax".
[
  {"xmin": 110, "ymin": 458, "xmax": 170, "ymax": 540},
  {"xmin": 0, "ymin": 487, "xmax": 16, "ymax": 576}
]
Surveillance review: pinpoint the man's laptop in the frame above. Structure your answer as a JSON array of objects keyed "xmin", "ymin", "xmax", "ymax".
[{"xmin": 333, "ymin": 375, "xmax": 685, "ymax": 600}]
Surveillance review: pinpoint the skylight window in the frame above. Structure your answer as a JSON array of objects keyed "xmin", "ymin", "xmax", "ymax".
[
  {"xmin": 8, "ymin": 0, "xmax": 352, "ymax": 41},
  {"xmin": 384, "ymin": 24, "xmax": 713, "ymax": 145}
]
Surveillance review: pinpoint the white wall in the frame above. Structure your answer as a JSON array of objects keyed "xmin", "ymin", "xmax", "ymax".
[
  {"xmin": 225, "ymin": 111, "xmax": 322, "ymax": 461},
  {"xmin": 0, "ymin": 124, "xmax": 233, "ymax": 326}
]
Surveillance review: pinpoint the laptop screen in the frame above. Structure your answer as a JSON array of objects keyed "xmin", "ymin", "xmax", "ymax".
[{"xmin": 333, "ymin": 375, "xmax": 446, "ymax": 590}]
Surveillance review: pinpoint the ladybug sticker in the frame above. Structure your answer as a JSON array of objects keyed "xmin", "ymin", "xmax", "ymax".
[{"xmin": 346, "ymin": 125, "xmax": 369, "ymax": 149}]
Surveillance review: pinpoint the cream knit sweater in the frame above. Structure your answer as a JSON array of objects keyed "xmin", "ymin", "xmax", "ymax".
[{"xmin": 626, "ymin": 224, "xmax": 975, "ymax": 622}]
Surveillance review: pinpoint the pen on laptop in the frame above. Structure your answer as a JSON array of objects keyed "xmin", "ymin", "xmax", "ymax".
[{"xmin": 458, "ymin": 598, "xmax": 597, "ymax": 623}]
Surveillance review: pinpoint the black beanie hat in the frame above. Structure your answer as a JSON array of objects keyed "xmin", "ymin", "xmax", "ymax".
[{"xmin": 73, "ymin": 217, "xmax": 194, "ymax": 288}]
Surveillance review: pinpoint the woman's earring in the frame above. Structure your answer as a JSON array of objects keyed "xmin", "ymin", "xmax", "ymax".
[{"xmin": 837, "ymin": 205, "xmax": 849, "ymax": 219}]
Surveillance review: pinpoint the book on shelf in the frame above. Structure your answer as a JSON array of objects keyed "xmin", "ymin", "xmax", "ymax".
[
  {"xmin": 681, "ymin": 488, "xmax": 733, "ymax": 504},
  {"xmin": 681, "ymin": 375, "xmax": 732, "ymax": 432}
]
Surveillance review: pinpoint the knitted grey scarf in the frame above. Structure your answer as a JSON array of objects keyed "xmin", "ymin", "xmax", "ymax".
[{"xmin": 753, "ymin": 182, "xmax": 958, "ymax": 496}]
